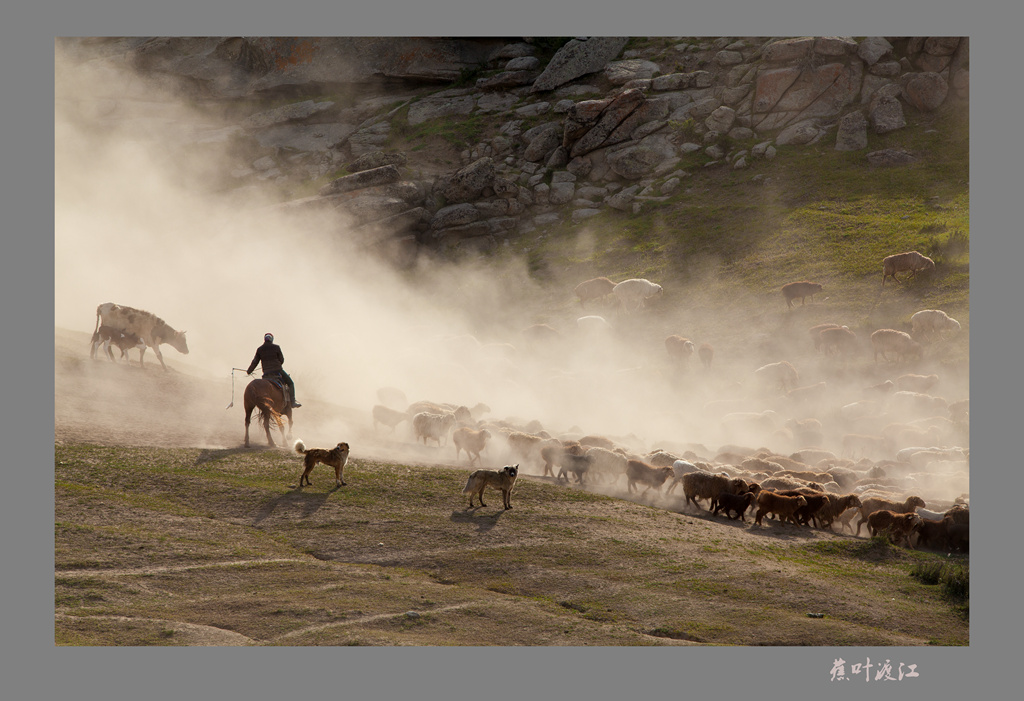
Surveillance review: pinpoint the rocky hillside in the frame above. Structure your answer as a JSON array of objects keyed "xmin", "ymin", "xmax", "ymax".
[{"xmin": 56, "ymin": 36, "xmax": 968, "ymax": 267}]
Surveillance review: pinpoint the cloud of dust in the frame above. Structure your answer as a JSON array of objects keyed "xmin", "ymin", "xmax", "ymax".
[{"xmin": 54, "ymin": 40, "xmax": 968, "ymax": 504}]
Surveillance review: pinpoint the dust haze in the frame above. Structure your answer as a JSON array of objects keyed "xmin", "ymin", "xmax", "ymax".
[{"xmin": 54, "ymin": 41, "xmax": 968, "ymax": 506}]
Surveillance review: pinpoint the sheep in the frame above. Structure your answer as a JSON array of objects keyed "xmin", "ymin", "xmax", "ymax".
[
  {"xmin": 540, "ymin": 440, "xmax": 585, "ymax": 478},
  {"xmin": 818, "ymin": 326, "xmax": 857, "ymax": 356},
  {"xmin": 944, "ymin": 504, "xmax": 970, "ymax": 525},
  {"xmin": 372, "ymin": 404, "xmax": 409, "ymax": 433},
  {"xmin": 778, "ymin": 490, "xmax": 831, "ymax": 528},
  {"xmin": 665, "ymin": 459, "xmax": 702, "ymax": 494},
  {"xmin": 913, "ymin": 517, "xmax": 949, "ymax": 550},
  {"xmin": 664, "ymin": 335, "xmax": 696, "ymax": 362},
  {"xmin": 895, "ymin": 373, "xmax": 940, "ymax": 393},
  {"xmin": 612, "ymin": 278, "xmax": 663, "ymax": 313},
  {"xmin": 781, "ymin": 280, "xmax": 824, "ymax": 308},
  {"xmin": 910, "ymin": 309, "xmax": 961, "ymax": 340},
  {"xmin": 407, "ymin": 400, "xmax": 450, "ymax": 417},
  {"xmin": 789, "ymin": 449, "xmax": 836, "ymax": 466},
  {"xmin": 785, "ymin": 418, "xmax": 823, "ymax": 447},
  {"xmin": 816, "ymin": 493, "xmax": 862, "ymax": 531},
  {"xmin": 889, "ymin": 391, "xmax": 948, "ymax": 418},
  {"xmin": 506, "ymin": 431, "xmax": 552, "ymax": 469},
  {"xmin": 376, "ymin": 386, "xmax": 408, "ymax": 409},
  {"xmin": 945, "ymin": 520, "xmax": 969, "ymax": 552},
  {"xmin": 722, "ymin": 410, "xmax": 779, "ymax": 434},
  {"xmin": 754, "ymin": 361, "xmax": 799, "ymax": 392},
  {"xmin": 625, "ymin": 460, "xmax": 674, "ymax": 495},
  {"xmin": 577, "ymin": 314, "xmax": 613, "ymax": 336},
  {"xmin": 713, "ymin": 491, "xmax": 756, "ymax": 521},
  {"xmin": 452, "ymin": 427, "xmax": 492, "ymax": 466},
  {"xmin": 574, "ymin": 276, "xmax": 617, "ymax": 307},
  {"xmin": 881, "ymin": 250, "xmax": 935, "ymax": 286},
  {"xmin": 557, "ymin": 453, "xmax": 593, "ymax": 484},
  {"xmin": 842, "ymin": 434, "xmax": 893, "ymax": 460},
  {"xmin": 585, "ymin": 446, "xmax": 629, "ymax": 484},
  {"xmin": 870, "ymin": 329, "xmax": 923, "ymax": 364},
  {"xmin": 578, "ymin": 435, "xmax": 617, "ymax": 451},
  {"xmin": 754, "ymin": 491, "xmax": 808, "ymax": 526},
  {"xmin": 867, "ymin": 510, "xmax": 922, "ymax": 547},
  {"xmin": 681, "ymin": 471, "xmax": 732, "ymax": 511},
  {"xmin": 698, "ymin": 342, "xmax": 714, "ymax": 369},
  {"xmin": 854, "ymin": 495, "xmax": 927, "ymax": 536},
  {"xmin": 645, "ymin": 450, "xmax": 681, "ymax": 468},
  {"xmin": 411, "ymin": 411, "xmax": 457, "ymax": 447},
  {"xmin": 809, "ymin": 323, "xmax": 842, "ymax": 352},
  {"xmin": 786, "ymin": 382, "xmax": 828, "ymax": 403}
]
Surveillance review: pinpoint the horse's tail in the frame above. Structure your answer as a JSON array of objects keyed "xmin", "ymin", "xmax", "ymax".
[
  {"xmin": 94, "ymin": 305, "xmax": 102, "ymax": 335},
  {"xmin": 258, "ymin": 397, "xmax": 285, "ymax": 432},
  {"xmin": 294, "ymin": 439, "xmax": 306, "ymax": 454}
]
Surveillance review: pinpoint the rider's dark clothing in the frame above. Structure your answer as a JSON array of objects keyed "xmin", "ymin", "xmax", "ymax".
[{"xmin": 247, "ymin": 340, "xmax": 298, "ymax": 405}]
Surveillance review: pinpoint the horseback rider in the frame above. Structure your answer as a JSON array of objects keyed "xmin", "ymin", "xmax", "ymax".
[{"xmin": 247, "ymin": 333, "xmax": 301, "ymax": 408}]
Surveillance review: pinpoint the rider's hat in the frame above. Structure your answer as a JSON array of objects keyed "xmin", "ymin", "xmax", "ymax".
[{"xmin": 264, "ymin": 333, "xmax": 274, "ymax": 342}]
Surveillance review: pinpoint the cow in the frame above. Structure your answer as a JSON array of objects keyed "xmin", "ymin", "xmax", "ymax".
[
  {"xmin": 90, "ymin": 324, "xmax": 147, "ymax": 362},
  {"xmin": 93, "ymin": 303, "xmax": 189, "ymax": 370}
]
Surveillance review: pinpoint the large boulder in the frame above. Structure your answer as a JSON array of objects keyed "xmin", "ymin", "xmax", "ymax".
[
  {"xmin": 568, "ymin": 88, "xmax": 646, "ymax": 158},
  {"xmin": 435, "ymin": 157, "xmax": 497, "ymax": 204},
  {"xmin": 606, "ymin": 134, "xmax": 676, "ymax": 179},
  {"xmin": 857, "ymin": 37, "xmax": 893, "ymax": 66},
  {"xmin": 532, "ymin": 37, "xmax": 629, "ymax": 92},
  {"xmin": 835, "ymin": 110, "xmax": 868, "ymax": 151},
  {"xmin": 901, "ymin": 72, "xmax": 949, "ymax": 112},
  {"xmin": 604, "ymin": 59, "xmax": 660, "ymax": 85},
  {"xmin": 319, "ymin": 164, "xmax": 402, "ymax": 197}
]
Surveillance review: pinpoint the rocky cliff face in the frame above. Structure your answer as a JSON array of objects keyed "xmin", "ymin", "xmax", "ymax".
[{"xmin": 56, "ymin": 36, "xmax": 968, "ymax": 266}]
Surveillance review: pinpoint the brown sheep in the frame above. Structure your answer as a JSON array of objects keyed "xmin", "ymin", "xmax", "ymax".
[
  {"xmin": 818, "ymin": 326, "xmax": 857, "ymax": 356},
  {"xmin": 945, "ymin": 520, "xmax": 969, "ymax": 552},
  {"xmin": 625, "ymin": 460, "xmax": 674, "ymax": 495},
  {"xmin": 578, "ymin": 435, "xmax": 617, "ymax": 451},
  {"xmin": 506, "ymin": 431, "xmax": 556, "ymax": 470},
  {"xmin": 778, "ymin": 490, "xmax": 831, "ymax": 528},
  {"xmin": 867, "ymin": 510, "xmax": 922, "ymax": 547},
  {"xmin": 698, "ymin": 343, "xmax": 714, "ymax": 369},
  {"xmin": 913, "ymin": 517, "xmax": 949, "ymax": 550},
  {"xmin": 713, "ymin": 491, "xmax": 756, "ymax": 521},
  {"xmin": 809, "ymin": 323, "xmax": 842, "ymax": 352},
  {"xmin": 574, "ymin": 276, "xmax": 617, "ymax": 307},
  {"xmin": 881, "ymin": 250, "xmax": 935, "ymax": 286},
  {"xmin": 782, "ymin": 281, "xmax": 823, "ymax": 308},
  {"xmin": 452, "ymin": 427, "xmax": 492, "ymax": 466},
  {"xmin": 855, "ymin": 495, "xmax": 927, "ymax": 536},
  {"xmin": 681, "ymin": 471, "xmax": 732, "ymax": 511},
  {"xmin": 870, "ymin": 329, "xmax": 923, "ymax": 364},
  {"xmin": 816, "ymin": 493, "xmax": 862, "ymax": 532},
  {"xmin": 665, "ymin": 335, "xmax": 696, "ymax": 362},
  {"xmin": 540, "ymin": 440, "xmax": 585, "ymax": 478},
  {"xmin": 584, "ymin": 446, "xmax": 629, "ymax": 485},
  {"xmin": 754, "ymin": 491, "xmax": 808, "ymax": 526}
]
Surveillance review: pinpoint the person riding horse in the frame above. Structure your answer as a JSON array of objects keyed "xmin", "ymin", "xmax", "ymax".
[{"xmin": 247, "ymin": 333, "xmax": 301, "ymax": 408}]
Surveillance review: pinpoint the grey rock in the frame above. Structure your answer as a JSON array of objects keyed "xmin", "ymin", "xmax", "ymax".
[
  {"xmin": 436, "ymin": 157, "xmax": 496, "ymax": 204},
  {"xmin": 869, "ymin": 60, "xmax": 902, "ymax": 77},
  {"xmin": 705, "ymin": 105, "xmax": 736, "ymax": 133},
  {"xmin": 901, "ymin": 72, "xmax": 949, "ymax": 112},
  {"xmin": 705, "ymin": 144, "xmax": 725, "ymax": 159},
  {"xmin": 867, "ymin": 148, "xmax": 916, "ymax": 166},
  {"xmin": 566, "ymin": 156, "xmax": 593, "ymax": 178},
  {"xmin": 660, "ymin": 177, "xmax": 681, "ymax": 194},
  {"xmin": 553, "ymin": 99, "xmax": 575, "ymax": 113},
  {"xmin": 577, "ymin": 185, "xmax": 608, "ymax": 200},
  {"xmin": 490, "ymin": 42, "xmax": 536, "ymax": 61},
  {"xmin": 515, "ymin": 101, "xmax": 552, "ymax": 117},
  {"xmin": 814, "ymin": 36, "xmax": 857, "ymax": 56},
  {"xmin": 243, "ymin": 100, "xmax": 335, "ymax": 129},
  {"xmin": 605, "ymin": 185, "xmax": 639, "ymax": 211},
  {"xmin": 534, "ymin": 212, "xmax": 561, "ymax": 226},
  {"xmin": 776, "ymin": 119, "xmax": 823, "ymax": 146},
  {"xmin": 523, "ymin": 123, "xmax": 563, "ymax": 162},
  {"xmin": 835, "ymin": 110, "xmax": 868, "ymax": 151},
  {"xmin": 532, "ymin": 37, "xmax": 630, "ymax": 92},
  {"xmin": 762, "ymin": 37, "xmax": 815, "ymax": 63},
  {"xmin": 604, "ymin": 59, "xmax": 660, "ymax": 85},
  {"xmin": 728, "ymin": 126, "xmax": 754, "ymax": 140},
  {"xmin": 319, "ymin": 164, "xmax": 401, "ymax": 197},
  {"xmin": 545, "ymin": 146, "xmax": 569, "ymax": 169},
  {"xmin": 870, "ymin": 96, "xmax": 906, "ymax": 134},
  {"xmin": 252, "ymin": 123, "xmax": 356, "ymax": 152},
  {"xmin": 549, "ymin": 181, "xmax": 576, "ymax": 205},
  {"xmin": 551, "ymin": 171, "xmax": 577, "ymax": 183},
  {"xmin": 715, "ymin": 50, "xmax": 744, "ymax": 66},
  {"xmin": 338, "ymin": 194, "xmax": 411, "ymax": 226},
  {"xmin": 858, "ymin": 37, "xmax": 893, "ymax": 66},
  {"xmin": 505, "ymin": 56, "xmax": 540, "ymax": 71},
  {"xmin": 572, "ymin": 208, "xmax": 602, "ymax": 223},
  {"xmin": 347, "ymin": 151, "xmax": 407, "ymax": 173},
  {"xmin": 407, "ymin": 94, "xmax": 475, "ymax": 125},
  {"xmin": 476, "ymin": 92, "xmax": 519, "ymax": 113},
  {"xmin": 431, "ymin": 203, "xmax": 480, "ymax": 230},
  {"xmin": 606, "ymin": 134, "xmax": 676, "ymax": 179}
]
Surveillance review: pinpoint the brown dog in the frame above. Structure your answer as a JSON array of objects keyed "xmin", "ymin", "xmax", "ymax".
[
  {"xmin": 463, "ymin": 464, "xmax": 518, "ymax": 509},
  {"xmin": 294, "ymin": 440, "xmax": 350, "ymax": 487}
]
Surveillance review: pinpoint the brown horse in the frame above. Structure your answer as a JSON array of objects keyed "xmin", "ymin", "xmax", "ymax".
[{"xmin": 243, "ymin": 378, "xmax": 294, "ymax": 447}]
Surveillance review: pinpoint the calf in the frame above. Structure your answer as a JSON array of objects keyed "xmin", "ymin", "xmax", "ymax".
[
  {"xmin": 94, "ymin": 302, "xmax": 188, "ymax": 370},
  {"xmin": 90, "ymin": 325, "xmax": 146, "ymax": 362}
]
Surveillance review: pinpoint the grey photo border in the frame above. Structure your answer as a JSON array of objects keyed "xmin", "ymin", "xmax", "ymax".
[{"xmin": 10, "ymin": 0, "xmax": 1016, "ymax": 698}]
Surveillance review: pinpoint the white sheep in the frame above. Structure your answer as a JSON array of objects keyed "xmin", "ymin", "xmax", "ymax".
[
  {"xmin": 754, "ymin": 361, "xmax": 799, "ymax": 392},
  {"xmin": 895, "ymin": 373, "xmax": 939, "ymax": 393},
  {"xmin": 576, "ymin": 315, "xmax": 613, "ymax": 334},
  {"xmin": 411, "ymin": 411, "xmax": 457, "ymax": 447},
  {"xmin": 910, "ymin": 309, "xmax": 961, "ymax": 340},
  {"xmin": 612, "ymin": 278, "xmax": 663, "ymax": 313},
  {"xmin": 881, "ymin": 250, "xmax": 935, "ymax": 286},
  {"xmin": 870, "ymin": 329, "xmax": 922, "ymax": 364}
]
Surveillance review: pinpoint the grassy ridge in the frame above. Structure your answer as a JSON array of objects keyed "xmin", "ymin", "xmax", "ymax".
[{"xmin": 55, "ymin": 442, "xmax": 968, "ymax": 646}]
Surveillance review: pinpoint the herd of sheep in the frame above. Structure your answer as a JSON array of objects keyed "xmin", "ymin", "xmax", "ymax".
[{"xmin": 356, "ymin": 249, "xmax": 967, "ymax": 554}]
